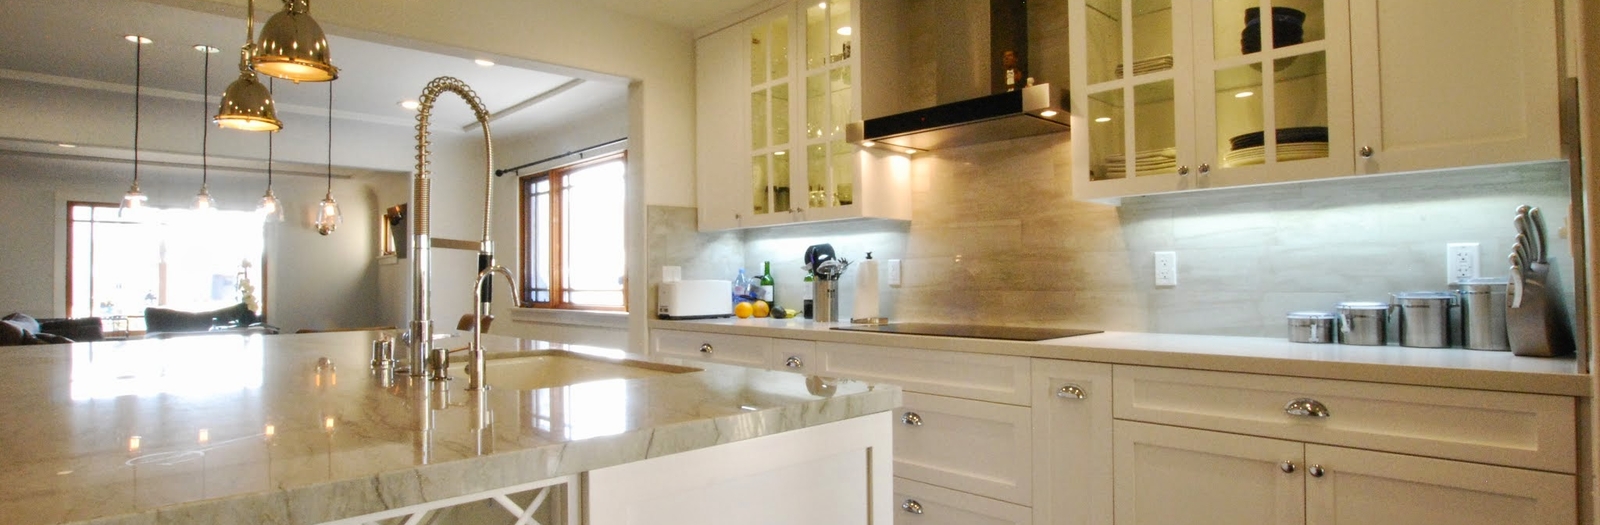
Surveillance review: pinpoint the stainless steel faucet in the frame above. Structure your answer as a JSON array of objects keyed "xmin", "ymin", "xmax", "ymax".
[
  {"xmin": 466, "ymin": 265, "xmax": 522, "ymax": 391},
  {"xmin": 405, "ymin": 76, "xmax": 502, "ymax": 380}
]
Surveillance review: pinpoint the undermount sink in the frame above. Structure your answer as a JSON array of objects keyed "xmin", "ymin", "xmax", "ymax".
[{"xmin": 483, "ymin": 351, "xmax": 699, "ymax": 391}]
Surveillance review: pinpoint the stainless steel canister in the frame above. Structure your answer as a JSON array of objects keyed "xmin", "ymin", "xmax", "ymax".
[
  {"xmin": 1391, "ymin": 292, "xmax": 1457, "ymax": 348},
  {"xmin": 1286, "ymin": 312, "xmax": 1336, "ymax": 344},
  {"xmin": 1336, "ymin": 302, "xmax": 1389, "ymax": 346},
  {"xmin": 1454, "ymin": 278, "xmax": 1510, "ymax": 351}
]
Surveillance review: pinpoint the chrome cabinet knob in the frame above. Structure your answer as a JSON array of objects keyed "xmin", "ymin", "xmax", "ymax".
[
  {"xmin": 699, "ymin": 343, "xmax": 713, "ymax": 355},
  {"xmin": 1178, "ymin": 165, "xmax": 1190, "ymax": 176},
  {"xmin": 901, "ymin": 412, "xmax": 923, "ymax": 426},
  {"xmin": 785, "ymin": 356, "xmax": 803, "ymax": 368},
  {"xmin": 1056, "ymin": 384, "xmax": 1087, "ymax": 400},
  {"xmin": 1198, "ymin": 163, "xmax": 1210, "ymax": 175},
  {"xmin": 1309, "ymin": 464, "xmax": 1325, "ymax": 478},
  {"xmin": 1284, "ymin": 398, "xmax": 1330, "ymax": 418},
  {"xmin": 901, "ymin": 499, "xmax": 924, "ymax": 514},
  {"xmin": 1280, "ymin": 461, "xmax": 1296, "ymax": 474},
  {"xmin": 1359, "ymin": 146, "xmax": 1374, "ymax": 158}
]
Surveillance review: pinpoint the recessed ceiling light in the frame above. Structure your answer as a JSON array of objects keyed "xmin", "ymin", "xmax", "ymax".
[
  {"xmin": 861, "ymin": 140, "xmax": 876, "ymax": 147},
  {"xmin": 1235, "ymin": 91, "xmax": 1254, "ymax": 98},
  {"xmin": 818, "ymin": 2, "xmax": 827, "ymax": 8},
  {"xmin": 124, "ymin": 35, "xmax": 152, "ymax": 45},
  {"xmin": 193, "ymin": 45, "xmax": 220, "ymax": 53},
  {"xmin": 57, "ymin": 143, "xmax": 77, "ymax": 148},
  {"xmin": 1040, "ymin": 109, "xmax": 1059, "ymax": 117},
  {"xmin": 1094, "ymin": 117, "xmax": 1112, "ymax": 123},
  {"xmin": 399, "ymin": 100, "xmax": 420, "ymax": 110},
  {"xmin": 474, "ymin": 59, "xmax": 495, "ymax": 67},
  {"xmin": 837, "ymin": 26, "xmax": 853, "ymax": 36},
  {"xmin": 903, "ymin": 148, "xmax": 916, "ymax": 155}
]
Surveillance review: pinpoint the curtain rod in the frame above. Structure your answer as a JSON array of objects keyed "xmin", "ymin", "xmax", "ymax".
[{"xmin": 493, "ymin": 137, "xmax": 627, "ymax": 177}]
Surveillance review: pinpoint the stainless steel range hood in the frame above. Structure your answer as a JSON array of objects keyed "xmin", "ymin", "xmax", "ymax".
[{"xmin": 846, "ymin": 82, "xmax": 1069, "ymax": 152}]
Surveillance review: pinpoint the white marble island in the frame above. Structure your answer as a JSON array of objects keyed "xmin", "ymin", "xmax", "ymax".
[{"xmin": 0, "ymin": 331, "xmax": 900, "ymax": 525}]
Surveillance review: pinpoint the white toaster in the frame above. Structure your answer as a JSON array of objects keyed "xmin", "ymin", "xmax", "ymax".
[{"xmin": 657, "ymin": 280, "xmax": 734, "ymax": 319}]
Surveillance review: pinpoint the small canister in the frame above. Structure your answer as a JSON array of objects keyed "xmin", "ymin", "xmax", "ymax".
[
  {"xmin": 1287, "ymin": 312, "xmax": 1336, "ymax": 344},
  {"xmin": 1336, "ymin": 302, "xmax": 1389, "ymax": 346},
  {"xmin": 1454, "ymin": 278, "xmax": 1509, "ymax": 351},
  {"xmin": 1392, "ymin": 291, "xmax": 1457, "ymax": 348}
]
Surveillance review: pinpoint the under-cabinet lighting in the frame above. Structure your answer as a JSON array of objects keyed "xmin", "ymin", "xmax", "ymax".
[
  {"xmin": 1040, "ymin": 109, "xmax": 1059, "ymax": 117},
  {"xmin": 861, "ymin": 140, "xmax": 876, "ymax": 147},
  {"xmin": 903, "ymin": 148, "xmax": 916, "ymax": 155},
  {"xmin": 57, "ymin": 143, "xmax": 76, "ymax": 148},
  {"xmin": 474, "ymin": 59, "xmax": 495, "ymax": 67},
  {"xmin": 124, "ymin": 35, "xmax": 152, "ymax": 44},
  {"xmin": 399, "ymin": 100, "xmax": 420, "ymax": 110},
  {"xmin": 818, "ymin": 2, "xmax": 827, "ymax": 8},
  {"xmin": 1094, "ymin": 117, "xmax": 1112, "ymax": 123},
  {"xmin": 1235, "ymin": 91, "xmax": 1254, "ymax": 98},
  {"xmin": 837, "ymin": 26, "xmax": 852, "ymax": 36}
]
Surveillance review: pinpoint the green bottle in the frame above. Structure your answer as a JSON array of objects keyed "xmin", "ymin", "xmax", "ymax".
[{"xmin": 758, "ymin": 261, "xmax": 776, "ymax": 313}]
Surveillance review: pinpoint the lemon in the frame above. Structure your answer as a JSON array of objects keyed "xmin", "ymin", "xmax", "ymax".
[
  {"xmin": 753, "ymin": 300, "xmax": 771, "ymax": 318},
  {"xmin": 734, "ymin": 302, "xmax": 754, "ymax": 319}
]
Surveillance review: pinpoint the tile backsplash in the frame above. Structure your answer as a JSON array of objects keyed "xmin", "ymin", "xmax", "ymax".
[{"xmin": 652, "ymin": 133, "xmax": 1576, "ymax": 338}]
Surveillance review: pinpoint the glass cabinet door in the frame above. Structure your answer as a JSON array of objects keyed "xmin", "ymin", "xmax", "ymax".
[
  {"xmin": 798, "ymin": 0, "xmax": 857, "ymax": 215},
  {"xmin": 1077, "ymin": 0, "xmax": 1191, "ymax": 193},
  {"xmin": 749, "ymin": 11, "xmax": 792, "ymax": 221},
  {"xmin": 1198, "ymin": 0, "xmax": 1351, "ymax": 180}
]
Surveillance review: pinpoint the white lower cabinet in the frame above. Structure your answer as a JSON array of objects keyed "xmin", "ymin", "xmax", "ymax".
[
  {"xmin": 1303, "ymin": 444, "xmax": 1576, "ymax": 525},
  {"xmin": 894, "ymin": 477, "xmax": 1032, "ymax": 525},
  {"xmin": 650, "ymin": 329, "xmax": 770, "ymax": 367},
  {"xmin": 896, "ymin": 392, "xmax": 1033, "ymax": 505},
  {"xmin": 1112, "ymin": 420, "xmax": 1577, "ymax": 525},
  {"xmin": 1031, "ymin": 359, "xmax": 1114, "ymax": 525}
]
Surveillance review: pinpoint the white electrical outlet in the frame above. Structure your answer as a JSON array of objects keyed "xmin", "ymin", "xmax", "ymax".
[
  {"xmin": 887, "ymin": 259, "xmax": 902, "ymax": 286},
  {"xmin": 1446, "ymin": 243, "xmax": 1480, "ymax": 283},
  {"xmin": 1154, "ymin": 251, "xmax": 1178, "ymax": 286}
]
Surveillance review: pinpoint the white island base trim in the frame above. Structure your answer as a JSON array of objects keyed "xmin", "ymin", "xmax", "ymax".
[
  {"xmin": 587, "ymin": 411, "xmax": 895, "ymax": 525},
  {"xmin": 316, "ymin": 475, "xmax": 579, "ymax": 525}
]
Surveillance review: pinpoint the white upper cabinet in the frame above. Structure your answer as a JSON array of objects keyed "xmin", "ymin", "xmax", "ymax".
[
  {"xmin": 1070, "ymin": 0, "xmax": 1562, "ymax": 201},
  {"xmin": 694, "ymin": 1, "xmax": 911, "ymax": 231}
]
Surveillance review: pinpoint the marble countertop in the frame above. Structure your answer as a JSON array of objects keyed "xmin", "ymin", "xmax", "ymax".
[
  {"xmin": 0, "ymin": 332, "xmax": 899, "ymax": 525},
  {"xmin": 652, "ymin": 318, "xmax": 1588, "ymax": 396}
]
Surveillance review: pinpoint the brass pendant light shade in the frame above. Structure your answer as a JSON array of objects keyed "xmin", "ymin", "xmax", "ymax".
[
  {"xmin": 253, "ymin": 0, "xmax": 338, "ymax": 82},
  {"xmin": 216, "ymin": 45, "xmax": 283, "ymax": 132}
]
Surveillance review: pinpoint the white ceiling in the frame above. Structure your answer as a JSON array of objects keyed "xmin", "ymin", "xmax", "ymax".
[
  {"xmin": 574, "ymin": 0, "xmax": 768, "ymax": 30},
  {"xmin": 0, "ymin": 0, "xmax": 631, "ymax": 170}
]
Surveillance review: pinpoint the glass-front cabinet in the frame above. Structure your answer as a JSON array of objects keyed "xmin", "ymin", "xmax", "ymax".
[
  {"xmin": 695, "ymin": 0, "xmax": 909, "ymax": 231},
  {"xmin": 1071, "ymin": 0, "xmax": 1353, "ymax": 200}
]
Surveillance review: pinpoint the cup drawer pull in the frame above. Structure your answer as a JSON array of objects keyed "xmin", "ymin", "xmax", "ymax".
[{"xmin": 1284, "ymin": 398, "xmax": 1330, "ymax": 418}]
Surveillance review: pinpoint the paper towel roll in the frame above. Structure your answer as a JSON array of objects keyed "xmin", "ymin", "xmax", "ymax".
[{"xmin": 852, "ymin": 258, "xmax": 879, "ymax": 320}]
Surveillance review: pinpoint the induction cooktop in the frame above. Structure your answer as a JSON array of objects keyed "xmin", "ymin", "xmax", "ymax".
[{"xmin": 830, "ymin": 323, "xmax": 1101, "ymax": 341}]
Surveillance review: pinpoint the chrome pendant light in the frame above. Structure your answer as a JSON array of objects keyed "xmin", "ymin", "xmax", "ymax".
[
  {"xmin": 258, "ymin": 80, "xmax": 286, "ymax": 222},
  {"xmin": 194, "ymin": 45, "xmax": 221, "ymax": 211},
  {"xmin": 216, "ymin": 0, "xmax": 283, "ymax": 131},
  {"xmin": 315, "ymin": 81, "xmax": 341, "ymax": 235},
  {"xmin": 253, "ymin": 0, "xmax": 338, "ymax": 82},
  {"xmin": 120, "ymin": 35, "xmax": 151, "ymax": 217}
]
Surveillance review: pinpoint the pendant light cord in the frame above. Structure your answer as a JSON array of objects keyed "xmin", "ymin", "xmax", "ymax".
[
  {"xmin": 133, "ymin": 40, "xmax": 141, "ymax": 186},
  {"xmin": 326, "ymin": 80, "xmax": 333, "ymax": 194},
  {"xmin": 266, "ymin": 77, "xmax": 274, "ymax": 189},
  {"xmin": 202, "ymin": 49, "xmax": 210, "ymax": 187}
]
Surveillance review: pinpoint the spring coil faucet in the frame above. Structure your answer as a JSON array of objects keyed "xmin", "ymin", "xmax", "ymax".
[{"xmin": 405, "ymin": 76, "xmax": 501, "ymax": 382}]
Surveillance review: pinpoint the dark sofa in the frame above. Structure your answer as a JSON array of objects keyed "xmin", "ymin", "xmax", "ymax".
[{"xmin": 1, "ymin": 313, "xmax": 104, "ymax": 346}]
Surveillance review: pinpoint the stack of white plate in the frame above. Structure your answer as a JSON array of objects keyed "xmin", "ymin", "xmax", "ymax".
[
  {"xmin": 1103, "ymin": 147, "xmax": 1178, "ymax": 177},
  {"xmin": 1115, "ymin": 54, "xmax": 1174, "ymax": 78},
  {"xmin": 1223, "ymin": 141, "xmax": 1328, "ymax": 167}
]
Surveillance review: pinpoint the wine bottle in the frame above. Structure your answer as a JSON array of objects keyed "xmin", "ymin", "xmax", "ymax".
[
  {"xmin": 758, "ymin": 261, "xmax": 776, "ymax": 310},
  {"xmin": 803, "ymin": 272, "xmax": 815, "ymax": 319}
]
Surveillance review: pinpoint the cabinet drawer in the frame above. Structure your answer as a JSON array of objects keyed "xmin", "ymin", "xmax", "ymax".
[
  {"xmin": 896, "ymin": 392, "xmax": 1032, "ymax": 505},
  {"xmin": 650, "ymin": 329, "xmax": 770, "ymax": 368},
  {"xmin": 1113, "ymin": 365, "xmax": 1575, "ymax": 472},
  {"xmin": 818, "ymin": 342, "xmax": 1032, "ymax": 405},
  {"xmin": 771, "ymin": 338, "xmax": 819, "ymax": 374},
  {"xmin": 894, "ymin": 477, "xmax": 1031, "ymax": 525},
  {"xmin": 1305, "ymin": 444, "xmax": 1576, "ymax": 525}
]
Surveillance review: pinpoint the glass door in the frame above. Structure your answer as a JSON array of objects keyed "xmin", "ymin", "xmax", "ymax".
[
  {"xmin": 1195, "ymin": 0, "xmax": 1352, "ymax": 184},
  {"xmin": 797, "ymin": 0, "xmax": 858, "ymax": 220},
  {"xmin": 1073, "ymin": 0, "xmax": 1195, "ymax": 198},
  {"xmin": 747, "ymin": 9, "xmax": 794, "ymax": 227}
]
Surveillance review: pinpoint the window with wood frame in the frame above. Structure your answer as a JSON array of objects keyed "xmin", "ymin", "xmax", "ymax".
[{"xmin": 519, "ymin": 152, "xmax": 627, "ymax": 310}]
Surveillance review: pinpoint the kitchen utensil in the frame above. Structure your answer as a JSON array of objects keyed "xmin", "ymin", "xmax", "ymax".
[
  {"xmin": 812, "ymin": 277, "xmax": 840, "ymax": 322},
  {"xmin": 1454, "ymin": 278, "xmax": 1510, "ymax": 351},
  {"xmin": 1505, "ymin": 205, "xmax": 1572, "ymax": 356},
  {"xmin": 803, "ymin": 243, "xmax": 837, "ymax": 274},
  {"xmin": 1391, "ymin": 292, "xmax": 1456, "ymax": 348},
  {"xmin": 1287, "ymin": 312, "xmax": 1336, "ymax": 344},
  {"xmin": 1512, "ymin": 238, "xmax": 1531, "ymax": 269},
  {"xmin": 1527, "ymin": 207, "xmax": 1547, "ymax": 262},
  {"xmin": 1509, "ymin": 252, "xmax": 1525, "ymax": 308},
  {"xmin": 1336, "ymin": 302, "xmax": 1389, "ymax": 346},
  {"xmin": 1513, "ymin": 215, "xmax": 1539, "ymax": 264}
]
